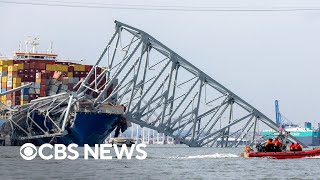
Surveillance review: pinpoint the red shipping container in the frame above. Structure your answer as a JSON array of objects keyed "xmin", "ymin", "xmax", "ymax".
[
  {"xmin": 48, "ymin": 71, "xmax": 54, "ymax": 77},
  {"xmin": 88, "ymin": 75, "xmax": 94, "ymax": 83},
  {"xmin": 48, "ymin": 60, "xmax": 55, "ymax": 64},
  {"xmin": 35, "ymin": 62, "xmax": 40, "ymax": 69},
  {"xmin": 29, "ymin": 74, "xmax": 35, "ymax": 81},
  {"xmin": 74, "ymin": 71, "xmax": 80, "ymax": 77},
  {"xmin": 13, "ymin": 91, "xmax": 21, "ymax": 96},
  {"xmin": 85, "ymin": 65, "xmax": 92, "ymax": 72},
  {"xmin": 101, "ymin": 76, "xmax": 106, "ymax": 84},
  {"xmin": 40, "ymin": 85, "xmax": 46, "ymax": 91},
  {"xmin": 22, "ymin": 75, "xmax": 28, "ymax": 81},
  {"xmin": 97, "ymin": 67, "xmax": 102, "ymax": 74},
  {"xmin": 24, "ymin": 63, "xmax": 29, "ymax": 69},
  {"xmin": 6, "ymin": 94, "xmax": 12, "ymax": 100},
  {"xmin": 29, "ymin": 62, "xmax": 35, "ymax": 69},
  {"xmin": 39, "ymin": 63, "xmax": 46, "ymax": 70},
  {"xmin": 14, "ymin": 97, "xmax": 20, "ymax": 102},
  {"xmin": 40, "ymin": 79, "xmax": 46, "ymax": 85},
  {"xmin": 40, "ymin": 91, "xmax": 46, "ymax": 97}
]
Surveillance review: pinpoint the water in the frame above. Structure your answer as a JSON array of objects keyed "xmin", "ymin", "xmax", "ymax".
[{"xmin": 1, "ymin": 145, "xmax": 320, "ymax": 179}]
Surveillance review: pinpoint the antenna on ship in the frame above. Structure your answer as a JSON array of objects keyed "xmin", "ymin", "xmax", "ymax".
[
  {"xmin": 18, "ymin": 40, "xmax": 22, "ymax": 52},
  {"xmin": 50, "ymin": 41, "xmax": 53, "ymax": 54},
  {"xmin": 25, "ymin": 38, "xmax": 29, "ymax": 52}
]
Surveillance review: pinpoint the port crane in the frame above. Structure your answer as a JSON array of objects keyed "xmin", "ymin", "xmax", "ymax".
[{"xmin": 275, "ymin": 100, "xmax": 297, "ymax": 128}]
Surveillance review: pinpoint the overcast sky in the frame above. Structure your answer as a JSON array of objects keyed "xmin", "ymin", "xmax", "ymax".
[{"xmin": 1, "ymin": 0, "xmax": 320, "ymax": 127}]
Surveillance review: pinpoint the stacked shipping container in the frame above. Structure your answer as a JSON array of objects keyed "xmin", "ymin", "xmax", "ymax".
[{"xmin": 0, "ymin": 59, "xmax": 105, "ymax": 106}]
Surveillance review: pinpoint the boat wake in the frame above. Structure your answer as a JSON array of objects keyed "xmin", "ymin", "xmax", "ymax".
[
  {"xmin": 304, "ymin": 156, "xmax": 320, "ymax": 159},
  {"xmin": 171, "ymin": 153, "xmax": 239, "ymax": 159}
]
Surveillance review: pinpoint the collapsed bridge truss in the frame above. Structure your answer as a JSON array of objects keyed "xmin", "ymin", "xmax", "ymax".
[
  {"xmin": 77, "ymin": 21, "xmax": 304, "ymax": 147},
  {"xmin": 1, "ymin": 20, "xmax": 304, "ymax": 147}
]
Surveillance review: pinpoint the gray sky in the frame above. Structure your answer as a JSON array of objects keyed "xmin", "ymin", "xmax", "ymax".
[{"xmin": 1, "ymin": 0, "xmax": 320, "ymax": 127}]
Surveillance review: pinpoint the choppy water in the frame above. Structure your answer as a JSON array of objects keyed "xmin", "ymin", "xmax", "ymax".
[{"xmin": 0, "ymin": 145, "xmax": 320, "ymax": 180}]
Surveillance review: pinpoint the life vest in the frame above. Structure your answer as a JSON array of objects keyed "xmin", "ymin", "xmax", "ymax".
[
  {"xmin": 274, "ymin": 139, "xmax": 282, "ymax": 147},
  {"xmin": 289, "ymin": 144, "xmax": 295, "ymax": 151},
  {"xmin": 265, "ymin": 140, "xmax": 273, "ymax": 146},
  {"xmin": 295, "ymin": 143, "xmax": 302, "ymax": 151}
]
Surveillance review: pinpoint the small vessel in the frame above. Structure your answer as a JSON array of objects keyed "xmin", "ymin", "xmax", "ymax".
[
  {"xmin": 240, "ymin": 132, "xmax": 320, "ymax": 159},
  {"xmin": 241, "ymin": 146, "xmax": 320, "ymax": 159},
  {"xmin": 109, "ymin": 137, "xmax": 135, "ymax": 147}
]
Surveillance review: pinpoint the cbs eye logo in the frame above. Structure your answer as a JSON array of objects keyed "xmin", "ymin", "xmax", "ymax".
[{"xmin": 20, "ymin": 143, "xmax": 37, "ymax": 160}]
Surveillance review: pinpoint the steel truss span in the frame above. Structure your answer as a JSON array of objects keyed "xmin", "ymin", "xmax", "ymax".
[
  {"xmin": 76, "ymin": 20, "xmax": 304, "ymax": 147},
  {"xmin": 3, "ymin": 20, "xmax": 304, "ymax": 147}
]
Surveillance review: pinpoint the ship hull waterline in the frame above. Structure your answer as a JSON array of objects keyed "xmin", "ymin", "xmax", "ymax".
[{"xmin": 8, "ymin": 112, "xmax": 127, "ymax": 146}]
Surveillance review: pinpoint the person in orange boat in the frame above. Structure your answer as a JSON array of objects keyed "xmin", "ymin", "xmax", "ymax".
[
  {"xmin": 273, "ymin": 138, "xmax": 282, "ymax": 152},
  {"xmin": 295, "ymin": 143, "xmax": 302, "ymax": 151},
  {"xmin": 289, "ymin": 143, "xmax": 295, "ymax": 151},
  {"xmin": 265, "ymin": 139, "xmax": 274, "ymax": 152}
]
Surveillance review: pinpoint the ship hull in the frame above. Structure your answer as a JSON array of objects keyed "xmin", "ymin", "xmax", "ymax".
[
  {"xmin": 64, "ymin": 112, "xmax": 124, "ymax": 146},
  {"xmin": 11, "ymin": 112, "xmax": 126, "ymax": 146},
  {"xmin": 295, "ymin": 136, "xmax": 320, "ymax": 146}
]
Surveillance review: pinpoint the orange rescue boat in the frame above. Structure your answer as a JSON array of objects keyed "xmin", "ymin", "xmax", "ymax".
[{"xmin": 240, "ymin": 146, "xmax": 320, "ymax": 159}]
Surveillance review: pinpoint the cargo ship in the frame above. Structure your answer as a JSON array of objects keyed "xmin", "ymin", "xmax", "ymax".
[
  {"xmin": 261, "ymin": 122, "xmax": 320, "ymax": 146},
  {"xmin": 0, "ymin": 37, "xmax": 128, "ymax": 146}
]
